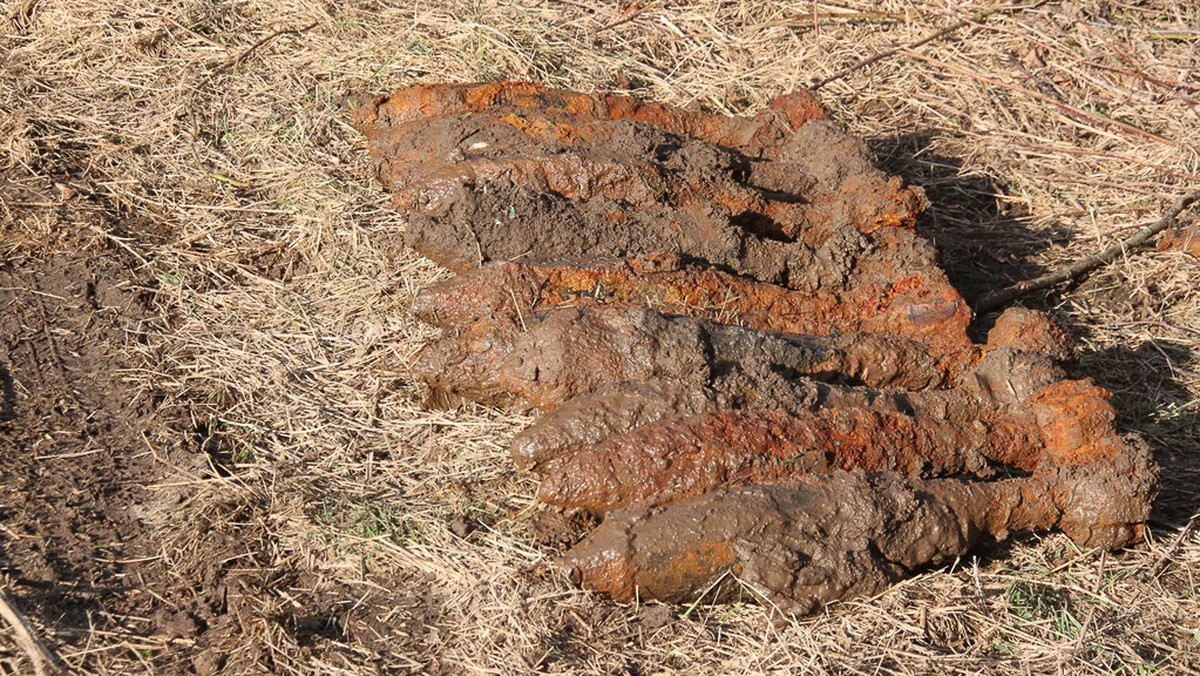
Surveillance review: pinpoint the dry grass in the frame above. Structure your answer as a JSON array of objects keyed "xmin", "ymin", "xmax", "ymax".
[{"xmin": 2, "ymin": 0, "xmax": 1200, "ymax": 673}]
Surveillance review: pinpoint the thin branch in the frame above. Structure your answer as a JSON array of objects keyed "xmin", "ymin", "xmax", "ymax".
[
  {"xmin": 0, "ymin": 592, "xmax": 65, "ymax": 676},
  {"xmin": 974, "ymin": 189, "xmax": 1200, "ymax": 314},
  {"xmin": 1146, "ymin": 511, "xmax": 1200, "ymax": 579},
  {"xmin": 808, "ymin": 2, "xmax": 1045, "ymax": 91},
  {"xmin": 209, "ymin": 20, "xmax": 318, "ymax": 77}
]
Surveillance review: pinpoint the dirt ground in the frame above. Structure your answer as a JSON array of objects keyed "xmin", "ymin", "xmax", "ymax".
[{"xmin": 1, "ymin": 1, "xmax": 1199, "ymax": 674}]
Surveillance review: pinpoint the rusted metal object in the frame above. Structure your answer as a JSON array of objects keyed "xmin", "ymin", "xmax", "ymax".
[
  {"xmin": 535, "ymin": 407, "xmax": 1043, "ymax": 513},
  {"xmin": 413, "ymin": 254, "xmax": 972, "ymax": 355},
  {"xmin": 358, "ymin": 82, "xmax": 1157, "ymax": 615},
  {"xmin": 353, "ymin": 81, "xmax": 947, "ymax": 297},
  {"xmin": 564, "ymin": 440, "xmax": 1156, "ymax": 614},
  {"xmin": 412, "ymin": 306, "xmax": 964, "ymax": 410},
  {"xmin": 509, "ymin": 377, "xmax": 1003, "ymax": 472},
  {"xmin": 987, "ymin": 306, "xmax": 1073, "ymax": 359}
]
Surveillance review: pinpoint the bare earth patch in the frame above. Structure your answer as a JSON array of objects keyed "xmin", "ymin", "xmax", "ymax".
[{"xmin": 1, "ymin": 1, "xmax": 1199, "ymax": 674}]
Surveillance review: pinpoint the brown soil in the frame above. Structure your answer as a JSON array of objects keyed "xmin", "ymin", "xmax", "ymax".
[
  {"xmin": 0, "ymin": 175, "xmax": 444, "ymax": 674},
  {"xmin": 0, "ymin": 181, "xmax": 202, "ymax": 669},
  {"xmin": 364, "ymin": 82, "xmax": 1159, "ymax": 614}
]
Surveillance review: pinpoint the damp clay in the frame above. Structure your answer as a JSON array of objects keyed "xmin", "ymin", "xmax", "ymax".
[
  {"xmin": 355, "ymin": 82, "xmax": 1158, "ymax": 615},
  {"xmin": 564, "ymin": 446, "xmax": 1155, "ymax": 614}
]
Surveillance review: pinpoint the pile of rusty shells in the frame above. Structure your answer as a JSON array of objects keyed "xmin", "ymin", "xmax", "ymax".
[{"xmin": 353, "ymin": 82, "xmax": 1157, "ymax": 615}]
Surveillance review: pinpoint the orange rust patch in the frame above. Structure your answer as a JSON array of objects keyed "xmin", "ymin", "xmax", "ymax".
[
  {"xmin": 633, "ymin": 541, "xmax": 738, "ymax": 602},
  {"xmin": 413, "ymin": 257, "xmax": 974, "ymax": 355},
  {"xmin": 987, "ymin": 307, "xmax": 1072, "ymax": 359},
  {"xmin": 1030, "ymin": 379, "xmax": 1124, "ymax": 466},
  {"xmin": 536, "ymin": 406, "xmax": 1051, "ymax": 513}
]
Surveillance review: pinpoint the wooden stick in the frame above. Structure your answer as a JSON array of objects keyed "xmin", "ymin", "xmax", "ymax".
[
  {"xmin": 808, "ymin": 2, "xmax": 1044, "ymax": 91},
  {"xmin": 0, "ymin": 592, "xmax": 64, "ymax": 676},
  {"xmin": 1147, "ymin": 511, "xmax": 1200, "ymax": 579},
  {"xmin": 974, "ymin": 189, "xmax": 1200, "ymax": 314}
]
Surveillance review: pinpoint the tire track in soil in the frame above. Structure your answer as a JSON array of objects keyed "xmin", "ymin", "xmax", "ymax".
[
  {"xmin": 0, "ymin": 174, "xmax": 443, "ymax": 673},
  {"xmin": 0, "ymin": 232, "xmax": 208, "ymax": 671}
]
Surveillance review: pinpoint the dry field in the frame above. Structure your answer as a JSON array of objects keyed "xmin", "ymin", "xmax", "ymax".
[{"xmin": 2, "ymin": 0, "xmax": 1199, "ymax": 673}]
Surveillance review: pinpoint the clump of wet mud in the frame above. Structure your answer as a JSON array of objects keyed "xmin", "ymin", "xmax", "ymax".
[{"xmin": 355, "ymin": 82, "xmax": 1158, "ymax": 615}]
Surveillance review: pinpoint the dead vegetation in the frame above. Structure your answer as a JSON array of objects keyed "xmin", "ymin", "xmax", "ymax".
[{"xmin": 1, "ymin": 0, "xmax": 1199, "ymax": 674}]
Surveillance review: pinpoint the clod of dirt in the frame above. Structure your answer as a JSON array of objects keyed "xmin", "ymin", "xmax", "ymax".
[
  {"xmin": 637, "ymin": 604, "xmax": 675, "ymax": 630},
  {"xmin": 361, "ymin": 81, "xmax": 1157, "ymax": 615},
  {"xmin": 986, "ymin": 307, "xmax": 1072, "ymax": 360},
  {"xmin": 527, "ymin": 508, "xmax": 591, "ymax": 549}
]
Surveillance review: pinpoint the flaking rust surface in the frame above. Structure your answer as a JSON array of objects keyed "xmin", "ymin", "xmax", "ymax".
[
  {"xmin": 535, "ymin": 407, "xmax": 1040, "ymax": 513},
  {"xmin": 357, "ymin": 82, "xmax": 1158, "ymax": 615},
  {"xmin": 413, "ymin": 254, "xmax": 971, "ymax": 355}
]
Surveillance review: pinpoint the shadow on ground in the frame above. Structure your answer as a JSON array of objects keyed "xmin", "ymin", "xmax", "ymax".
[
  {"xmin": 871, "ymin": 130, "xmax": 1200, "ymax": 531},
  {"xmin": 1079, "ymin": 340, "xmax": 1200, "ymax": 527},
  {"xmin": 869, "ymin": 132, "xmax": 1072, "ymax": 314},
  {"xmin": 0, "ymin": 363, "xmax": 13, "ymax": 423}
]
